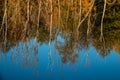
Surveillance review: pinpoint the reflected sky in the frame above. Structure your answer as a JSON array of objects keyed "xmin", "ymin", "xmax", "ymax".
[{"xmin": 0, "ymin": 37, "xmax": 120, "ymax": 80}]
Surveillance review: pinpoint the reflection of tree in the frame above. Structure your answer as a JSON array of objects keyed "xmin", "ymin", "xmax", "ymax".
[
  {"xmin": 0, "ymin": 21, "xmax": 49, "ymax": 53},
  {"xmin": 36, "ymin": 24, "xmax": 49, "ymax": 44},
  {"xmin": 10, "ymin": 40, "xmax": 38, "ymax": 68},
  {"xmin": 55, "ymin": 32, "xmax": 79, "ymax": 64},
  {"xmin": 54, "ymin": 0, "xmax": 120, "ymax": 63},
  {"xmin": 0, "ymin": 0, "xmax": 3, "ymax": 18},
  {"xmin": 0, "ymin": 41, "xmax": 10, "ymax": 54},
  {"xmin": 55, "ymin": 24, "xmax": 93, "ymax": 64},
  {"xmin": 0, "ymin": 39, "xmax": 39, "ymax": 74},
  {"xmin": 0, "ymin": 0, "xmax": 120, "ymax": 65},
  {"xmin": 92, "ymin": 0, "xmax": 120, "ymax": 57}
]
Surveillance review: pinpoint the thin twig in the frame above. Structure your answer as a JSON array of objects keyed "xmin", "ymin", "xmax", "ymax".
[
  {"xmin": 36, "ymin": 0, "xmax": 41, "ymax": 41},
  {"xmin": 77, "ymin": 0, "xmax": 95, "ymax": 31},
  {"xmin": 49, "ymin": 0, "xmax": 53, "ymax": 42},
  {"xmin": 100, "ymin": 0, "xmax": 107, "ymax": 41}
]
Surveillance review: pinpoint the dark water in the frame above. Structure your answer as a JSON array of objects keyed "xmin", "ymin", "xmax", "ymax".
[{"xmin": 0, "ymin": 36, "xmax": 120, "ymax": 80}]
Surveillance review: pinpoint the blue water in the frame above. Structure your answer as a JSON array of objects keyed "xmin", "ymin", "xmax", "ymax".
[{"xmin": 0, "ymin": 38, "xmax": 120, "ymax": 80}]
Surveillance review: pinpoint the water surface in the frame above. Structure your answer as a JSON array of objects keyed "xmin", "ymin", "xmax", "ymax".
[{"xmin": 0, "ymin": 0, "xmax": 120, "ymax": 80}]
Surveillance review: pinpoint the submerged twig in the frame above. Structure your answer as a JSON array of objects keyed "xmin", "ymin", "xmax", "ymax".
[
  {"xmin": 35, "ymin": 0, "xmax": 41, "ymax": 41},
  {"xmin": 49, "ymin": 0, "xmax": 53, "ymax": 42},
  {"xmin": 58, "ymin": 0, "xmax": 61, "ymax": 28},
  {"xmin": 4, "ymin": 0, "xmax": 8, "ymax": 42},
  {"xmin": 87, "ymin": 13, "xmax": 91, "ymax": 37},
  {"xmin": 106, "ymin": 0, "xmax": 116, "ymax": 5},
  {"xmin": 77, "ymin": 0, "xmax": 95, "ymax": 31},
  {"xmin": 100, "ymin": 0, "xmax": 107, "ymax": 41},
  {"xmin": 0, "ymin": 0, "xmax": 7, "ymax": 36}
]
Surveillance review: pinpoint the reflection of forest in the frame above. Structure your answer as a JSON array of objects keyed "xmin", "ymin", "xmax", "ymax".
[{"xmin": 0, "ymin": 0, "xmax": 120, "ymax": 64}]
